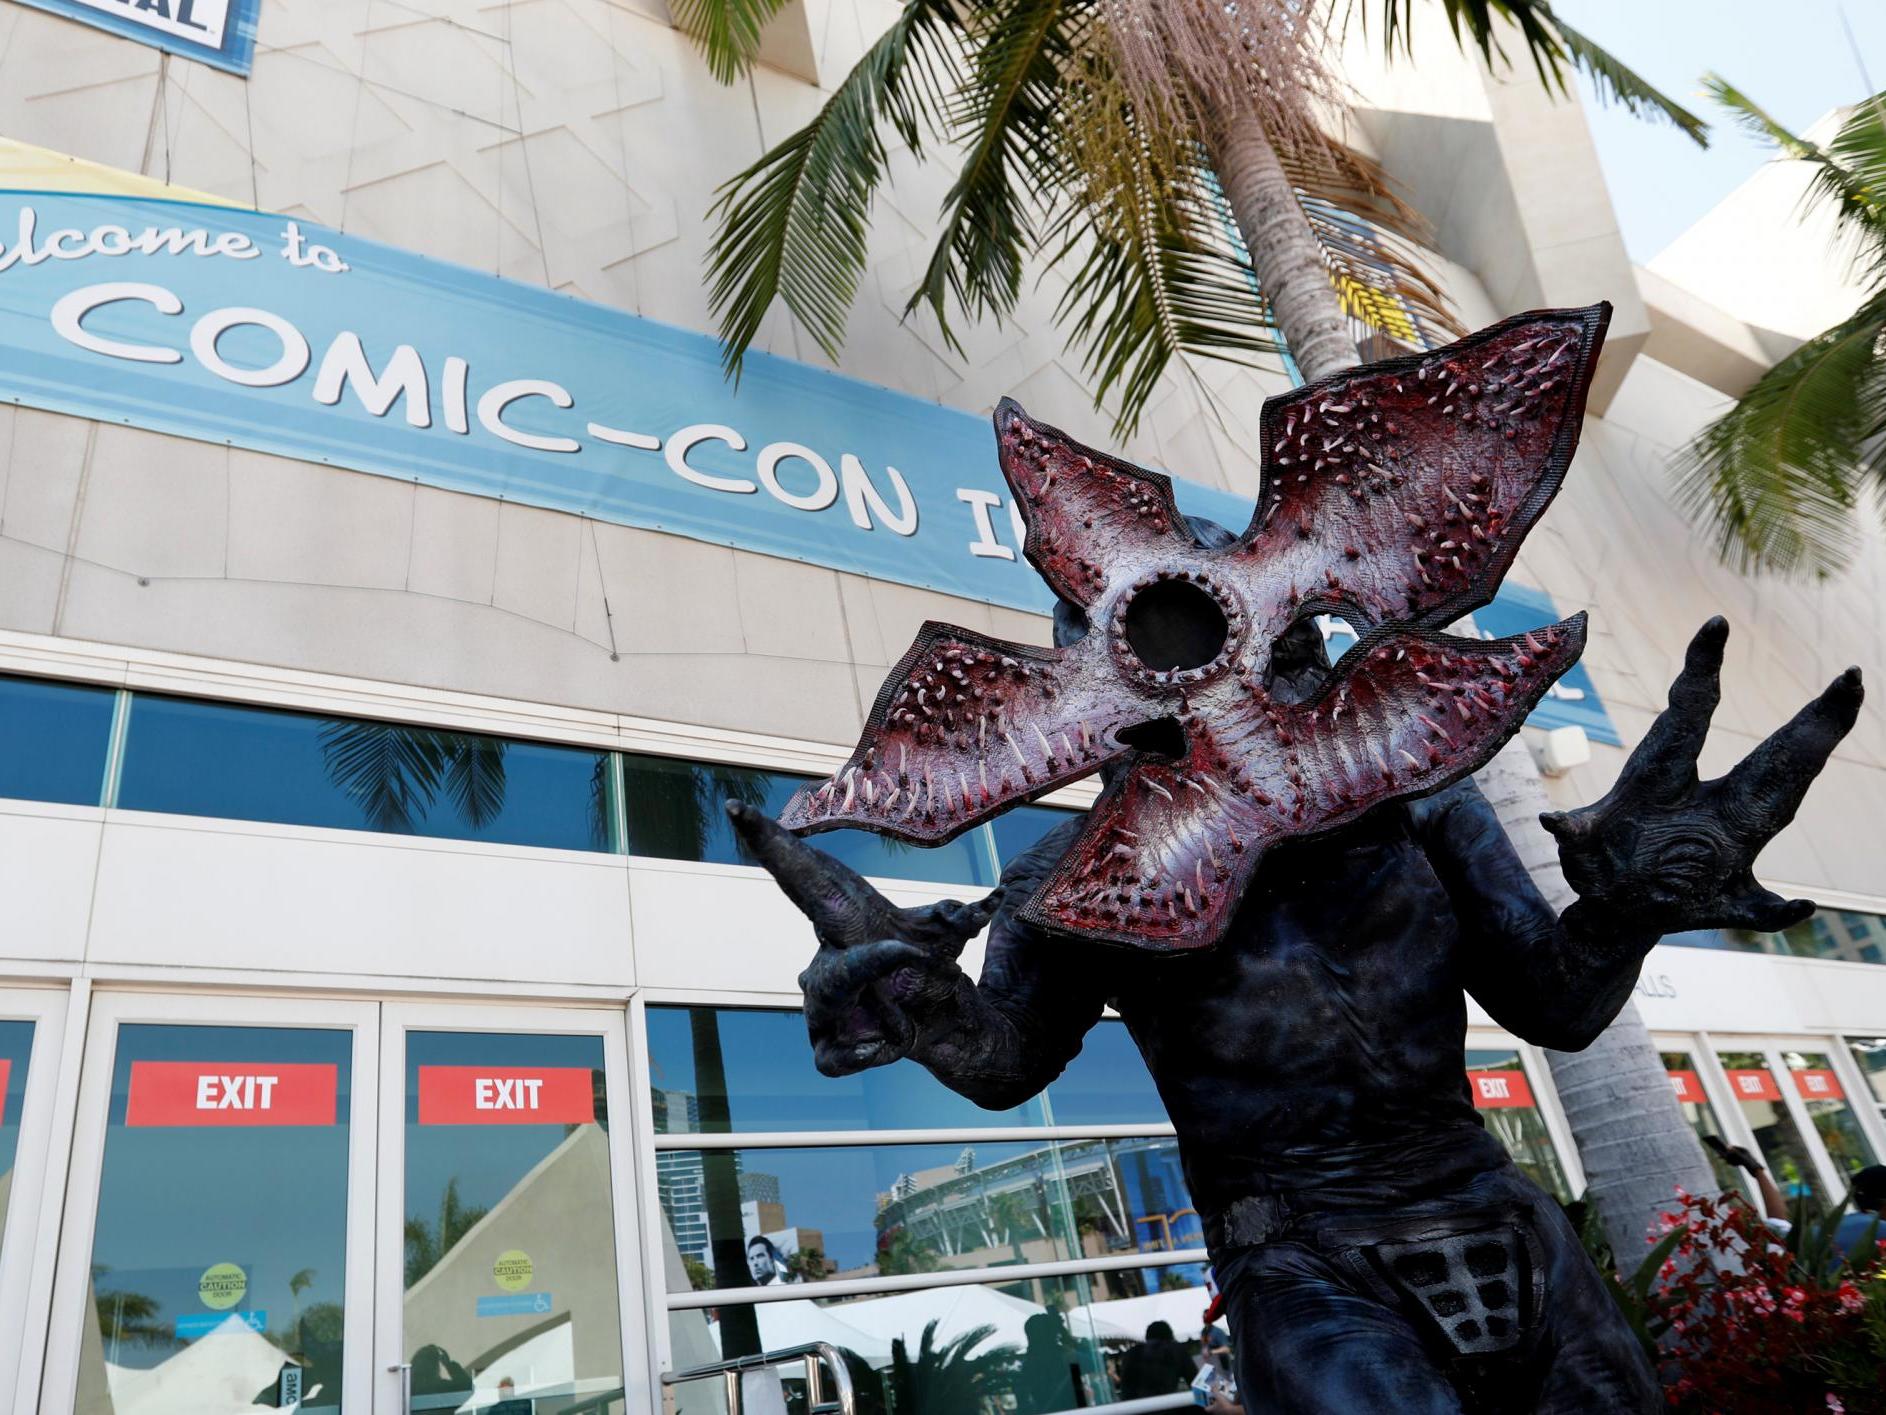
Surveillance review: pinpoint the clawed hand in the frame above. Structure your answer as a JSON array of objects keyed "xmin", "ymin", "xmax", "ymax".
[
  {"xmin": 1541, "ymin": 617, "xmax": 1863, "ymax": 937},
  {"xmin": 725, "ymin": 801, "xmax": 1003, "ymax": 1074}
]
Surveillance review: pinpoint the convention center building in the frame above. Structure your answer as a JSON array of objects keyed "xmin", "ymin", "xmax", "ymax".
[{"xmin": 0, "ymin": 0, "xmax": 1880, "ymax": 1411}]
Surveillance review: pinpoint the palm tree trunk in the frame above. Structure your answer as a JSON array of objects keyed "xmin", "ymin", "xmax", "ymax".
[
  {"xmin": 1201, "ymin": 106, "xmax": 1355, "ymax": 385},
  {"xmin": 1204, "ymin": 102, "xmax": 1716, "ymax": 1264}
]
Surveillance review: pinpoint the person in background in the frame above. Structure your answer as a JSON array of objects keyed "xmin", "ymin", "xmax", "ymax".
[
  {"xmin": 1834, "ymin": 1164, "xmax": 1886, "ymax": 1259},
  {"xmin": 1015, "ymin": 1311, "xmax": 1080, "ymax": 1414},
  {"xmin": 1703, "ymin": 1136, "xmax": 1790, "ymax": 1226},
  {"xmin": 1118, "ymin": 1320, "xmax": 1194, "ymax": 1399},
  {"xmin": 1708, "ymin": 1138, "xmax": 1886, "ymax": 1260}
]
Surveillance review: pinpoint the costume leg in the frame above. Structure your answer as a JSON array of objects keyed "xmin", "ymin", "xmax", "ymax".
[
  {"xmin": 1522, "ymin": 1192, "xmax": 1661, "ymax": 1414},
  {"xmin": 1218, "ymin": 1239, "xmax": 1465, "ymax": 1415}
]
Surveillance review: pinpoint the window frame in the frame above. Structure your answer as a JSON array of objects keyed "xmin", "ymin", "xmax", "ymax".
[
  {"xmin": 0, "ymin": 984, "xmax": 75, "ymax": 1413},
  {"xmin": 374, "ymin": 999, "xmax": 651, "ymax": 1414},
  {"xmin": 37, "ymin": 990, "xmax": 382, "ymax": 1414},
  {"xmin": 627, "ymin": 988, "xmax": 1205, "ymax": 1403},
  {"xmin": 1464, "ymin": 1028, "xmax": 1585, "ymax": 1199},
  {"xmin": 1695, "ymin": 1032, "xmax": 1885, "ymax": 1203}
]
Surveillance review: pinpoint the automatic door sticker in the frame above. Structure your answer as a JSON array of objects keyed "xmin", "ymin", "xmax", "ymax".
[
  {"xmin": 493, "ymin": 1250, "xmax": 533, "ymax": 1292},
  {"xmin": 198, "ymin": 1262, "xmax": 248, "ymax": 1310}
]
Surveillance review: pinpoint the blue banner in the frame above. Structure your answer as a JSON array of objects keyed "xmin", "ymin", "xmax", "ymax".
[
  {"xmin": 12, "ymin": 0, "xmax": 261, "ymax": 75},
  {"xmin": 0, "ymin": 188, "xmax": 1614, "ymax": 742}
]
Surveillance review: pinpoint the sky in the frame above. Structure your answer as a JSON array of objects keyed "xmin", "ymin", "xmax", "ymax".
[{"xmin": 1552, "ymin": 0, "xmax": 1885, "ymax": 262}]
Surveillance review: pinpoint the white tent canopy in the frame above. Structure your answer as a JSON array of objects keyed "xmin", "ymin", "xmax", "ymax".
[{"xmin": 1071, "ymin": 1285, "xmax": 1214, "ymax": 1344}]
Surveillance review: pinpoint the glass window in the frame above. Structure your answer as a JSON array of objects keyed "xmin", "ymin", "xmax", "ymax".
[
  {"xmin": 118, "ymin": 695, "xmax": 613, "ymax": 851},
  {"xmin": 648, "ymin": 1008, "xmax": 1170, "ymax": 1136},
  {"xmin": 1718, "ymin": 908, "xmax": 1886, "ymax": 965},
  {"xmin": 1659, "ymin": 1050, "xmax": 1747, "ymax": 1200},
  {"xmin": 1464, "ymin": 1049, "xmax": 1570, "ymax": 1201},
  {"xmin": 647, "ymin": 1006, "xmax": 1050, "ymax": 1134},
  {"xmin": 990, "ymin": 804, "xmax": 1081, "ymax": 869},
  {"xmin": 669, "ymin": 1262, "xmax": 1213, "ymax": 1413},
  {"xmin": 658, "ymin": 1135, "xmax": 1194, "ymax": 1293},
  {"xmin": 77, "ymin": 1023, "xmax": 352, "ymax": 1414},
  {"xmin": 401, "ymin": 1031, "xmax": 622, "ymax": 1412},
  {"xmin": 1718, "ymin": 1050, "xmax": 1827, "ymax": 1215},
  {"xmin": 620, "ymin": 754, "xmax": 992, "ymax": 886},
  {"xmin": 0, "ymin": 674, "xmax": 114, "ymax": 807},
  {"xmin": 0, "ymin": 1020, "xmax": 34, "ymax": 1258},
  {"xmin": 1848, "ymin": 1037, "xmax": 1886, "ymax": 1117},
  {"xmin": 1043, "ymin": 1019, "xmax": 1166, "ymax": 1127},
  {"xmin": 1780, "ymin": 1050, "xmax": 1878, "ymax": 1180}
]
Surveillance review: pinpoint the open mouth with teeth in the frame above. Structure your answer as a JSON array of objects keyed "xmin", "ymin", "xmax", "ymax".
[{"xmin": 780, "ymin": 306, "xmax": 1611, "ymax": 952}]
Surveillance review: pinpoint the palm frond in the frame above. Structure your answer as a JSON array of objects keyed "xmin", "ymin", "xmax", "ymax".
[
  {"xmin": 1283, "ymin": 137, "xmax": 1465, "ymax": 345},
  {"xmin": 317, "ymin": 720, "xmax": 451, "ymax": 834},
  {"xmin": 1050, "ymin": 195, "xmax": 1281, "ymax": 435},
  {"xmin": 672, "ymin": 0, "xmax": 797, "ymax": 85},
  {"xmin": 1049, "ymin": 51, "xmax": 1461, "ymax": 435},
  {"xmin": 1532, "ymin": 5, "xmax": 1707, "ymax": 146},
  {"xmin": 1673, "ymin": 293, "xmax": 1886, "ymax": 576},
  {"xmin": 1374, "ymin": 1, "xmax": 1706, "ymax": 146},
  {"xmin": 1706, "ymin": 76, "xmax": 1886, "ymax": 276},
  {"xmin": 906, "ymin": 0, "xmax": 1091, "ymax": 350},
  {"xmin": 439, "ymin": 734, "xmax": 508, "ymax": 829},
  {"xmin": 705, "ymin": 0, "xmax": 959, "ymax": 376},
  {"xmin": 1050, "ymin": 57, "xmax": 1280, "ymax": 433}
]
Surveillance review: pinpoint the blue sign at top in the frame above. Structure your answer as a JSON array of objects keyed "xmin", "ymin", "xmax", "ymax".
[
  {"xmin": 12, "ymin": 0, "xmax": 261, "ymax": 75},
  {"xmin": 0, "ymin": 187, "xmax": 1615, "ymax": 743}
]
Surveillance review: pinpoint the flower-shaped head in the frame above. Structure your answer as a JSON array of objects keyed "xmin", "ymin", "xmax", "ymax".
[{"xmin": 781, "ymin": 306, "xmax": 1610, "ymax": 950}]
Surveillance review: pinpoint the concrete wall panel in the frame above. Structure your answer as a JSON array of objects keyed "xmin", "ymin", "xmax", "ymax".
[{"xmin": 85, "ymin": 812, "xmax": 634, "ymax": 986}]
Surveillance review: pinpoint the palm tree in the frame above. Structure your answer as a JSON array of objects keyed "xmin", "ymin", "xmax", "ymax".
[
  {"xmin": 93, "ymin": 1266, "xmax": 173, "ymax": 1357},
  {"xmin": 683, "ymin": 0, "xmax": 1716, "ymax": 1260},
  {"xmin": 403, "ymin": 1177, "xmax": 490, "ymax": 1287},
  {"xmin": 1676, "ymin": 80, "xmax": 1886, "ymax": 578},
  {"xmin": 687, "ymin": 0, "xmax": 1700, "ymax": 419},
  {"xmin": 888, "ymin": 1319, "xmax": 1019, "ymax": 1414}
]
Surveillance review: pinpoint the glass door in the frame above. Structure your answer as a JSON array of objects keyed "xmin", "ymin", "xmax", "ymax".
[
  {"xmin": 39, "ymin": 992, "xmax": 378, "ymax": 1414},
  {"xmin": 375, "ymin": 1003, "xmax": 648, "ymax": 1414},
  {"xmin": 0, "ymin": 987, "xmax": 72, "ymax": 1412},
  {"xmin": 1709, "ymin": 1038, "xmax": 1867, "ymax": 1216},
  {"xmin": 1776, "ymin": 1047, "xmax": 1880, "ymax": 1186},
  {"xmin": 1656, "ymin": 1042, "xmax": 1751, "ymax": 1204}
]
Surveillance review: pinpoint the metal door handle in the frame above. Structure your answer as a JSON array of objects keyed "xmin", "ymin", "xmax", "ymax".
[{"xmin": 388, "ymin": 1361, "xmax": 412, "ymax": 1412}]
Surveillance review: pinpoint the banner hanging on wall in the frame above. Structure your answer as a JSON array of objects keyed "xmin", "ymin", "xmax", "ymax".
[
  {"xmin": 11, "ymin": 0, "xmax": 262, "ymax": 75},
  {"xmin": 0, "ymin": 171, "xmax": 1616, "ymax": 743}
]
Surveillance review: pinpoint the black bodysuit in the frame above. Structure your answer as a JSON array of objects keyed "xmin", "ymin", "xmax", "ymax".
[{"xmin": 894, "ymin": 783, "xmax": 1660, "ymax": 1413}]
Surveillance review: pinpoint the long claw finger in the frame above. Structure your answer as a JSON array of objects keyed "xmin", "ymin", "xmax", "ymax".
[
  {"xmin": 1716, "ymin": 883, "xmax": 1815, "ymax": 935},
  {"xmin": 1720, "ymin": 666, "xmax": 1864, "ymax": 837},
  {"xmin": 1539, "ymin": 809, "xmax": 1594, "ymax": 843},
  {"xmin": 1624, "ymin": 616, "xmax": 1728, "ymax": 800},
  {"xmin": 725, "ymin": 798, "xmax": 880, "ymax": 935}
]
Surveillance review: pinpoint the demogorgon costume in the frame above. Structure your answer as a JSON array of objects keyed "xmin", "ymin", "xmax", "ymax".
[{"xmin": 726, "ymin": 306, "xmax": 1864, "ymax": 1412}]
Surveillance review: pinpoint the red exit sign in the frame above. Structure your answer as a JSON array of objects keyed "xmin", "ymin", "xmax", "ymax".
[
  {"xmin": 417, "ymin": 1066, "xmax": 594, "ymax": 1125},
  {"xmin": 127, "ymin": 1062, "xmax": 338, "ymax": 1126}
]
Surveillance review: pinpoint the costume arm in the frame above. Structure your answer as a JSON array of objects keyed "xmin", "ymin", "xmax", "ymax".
[
  {"xmin": 1413, "ymin": 618, "xmax": 1862, "ymax": 1051},
  {"xmin": 727, "ymin": 804, "xmax": 1106, "ymax": 1108},
  {"xmin": 905, "ymin": 824, "xmax": 1110, "ymax": 1108},
  {"xmin": 1410, "ymin": 778, "xmax": 1650, "ymax": 1050}
]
